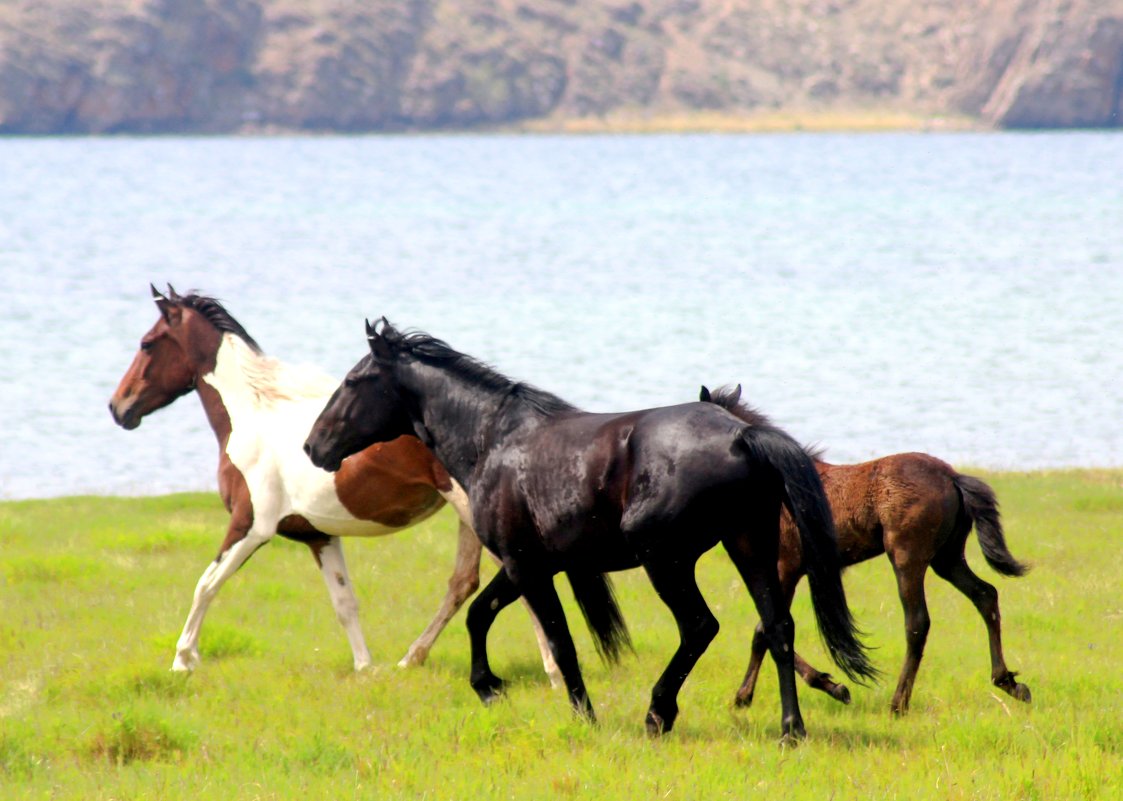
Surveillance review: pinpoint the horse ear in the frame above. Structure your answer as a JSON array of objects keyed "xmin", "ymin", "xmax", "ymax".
[
  {"xmin": 699, "ymin": 385, "xmax": 711, "ymax": 402},
  {"xmin": 367, "ymin": 318, "xmax": 393, "ymax": 363},
  {"xmin": 730, "ymin": 384, "xmax": 742, "ymax": 403},
  {"xmin": 152, "ymin": 284, "xmax": 174, "ymax": 322},
  {"xmin": 376, "ymin": 316, "xmax": 397, "ymax": 338}
]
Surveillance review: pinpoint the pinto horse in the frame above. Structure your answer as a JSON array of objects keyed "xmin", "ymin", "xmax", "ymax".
[
  {"xmin": 305, "ymin": 319, "xmax": 877, "ymax": 739},
  {"xmin": 699, "ymin": 385, "xmax": 1030, "ymax": 714},
  {"xmin": 109, "ymin": 286, "xmax": 558, "ymax": 682}
]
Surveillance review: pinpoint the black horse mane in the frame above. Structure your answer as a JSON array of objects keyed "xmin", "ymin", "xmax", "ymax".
[
  {"xmin": 170, "ymin": 290, "xmax": 263, "ymax": 354},
  {"xmin": 383, "ymin": 326, "xmax": 575, "ymax": 416},
  {"xmin": 703, "ymin": 384, "xmax": 826, "ymax": 461}
]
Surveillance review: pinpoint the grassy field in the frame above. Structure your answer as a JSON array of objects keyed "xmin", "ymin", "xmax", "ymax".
[{"xmin": 2, "ymin": 470, "xmax": 1121, "ymax": 799}]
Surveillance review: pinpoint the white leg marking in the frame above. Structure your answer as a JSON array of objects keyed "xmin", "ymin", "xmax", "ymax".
[
  {"xmin": 172, "ymin": 532, "xmax": 272, "ymax": 672},
  {"xmin": 315, "ymin": 537, "xmax": 373, "ymax": 671}
]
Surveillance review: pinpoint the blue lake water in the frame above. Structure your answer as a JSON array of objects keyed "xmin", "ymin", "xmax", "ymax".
[{"xmin": 1, "ymin": 132, "xmax": 1121, "ymax": 499}]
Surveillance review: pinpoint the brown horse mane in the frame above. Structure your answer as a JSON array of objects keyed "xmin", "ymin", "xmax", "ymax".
[
  {"xmin": 170, "ymin": 290, "xmax": 263, "ymax": 354},
  {"xmin": 703, "ymin": 384, "xmax": 826, "ymax": 462}
]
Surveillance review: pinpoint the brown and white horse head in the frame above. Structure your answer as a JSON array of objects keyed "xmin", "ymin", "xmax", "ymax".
[{"xmin": 108, "ymin": 284, "xmax": 223, "ymax": 429}]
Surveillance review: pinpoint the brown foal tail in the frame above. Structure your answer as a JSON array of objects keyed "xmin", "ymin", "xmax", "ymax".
[{"xmin": 953, "ymin": 473, "xmax": 1030, "ymax": 578}]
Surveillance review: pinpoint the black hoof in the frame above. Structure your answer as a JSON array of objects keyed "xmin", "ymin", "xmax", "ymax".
[
  {"xmin": 645, "ymin": 710, "xmax": 669, "ymax": 737},
  {"xmin": 471, "ymin": 675, "xmax": 507, "ymax": 705},
  {"xmin": 780, "ymin": 723, "xmax": 806, "ymax": 745},
  {"xmin": 733, "ymin": 690, "xmax": 754, "ymax": 709},
  {"xmin": 830, "ymin": 685, "xmax": 852, "ymax": 705},
  {"xmin": 1013, "ymin": 683, "xmax": 1032, "ymax": 703}
]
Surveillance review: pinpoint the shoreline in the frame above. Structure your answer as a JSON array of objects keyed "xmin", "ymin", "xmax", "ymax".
[
  {"xmin": 0, "ymin": 110, "xmax": 998, "ymax": 138},
  {"xmin": 4, "ymin": 466, "xmax": 1119, "ymax": 505}
]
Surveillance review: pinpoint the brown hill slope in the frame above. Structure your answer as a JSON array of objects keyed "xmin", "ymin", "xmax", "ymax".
[{"xmin": 1, "ymin": 0, "xmax": 1120, "ymax": 133}]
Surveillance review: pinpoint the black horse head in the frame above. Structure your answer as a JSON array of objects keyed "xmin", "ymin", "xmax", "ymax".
[{"xmin": 304, "ymin": 319, "xmax": 414, "ymax": 472}]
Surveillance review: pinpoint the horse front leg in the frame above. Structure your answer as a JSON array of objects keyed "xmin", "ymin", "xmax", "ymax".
[
  {"xmin": 465, "ymin": 569, "xmax": 523, "ymax": 703},
  {"xmin": 173, "ymin": 519, "xmax": 270, "ymax": 672},
  {"xmin": 888, "ymin": 552, "xmax": 931, "ymax": 715},
  {"xmin": 734, "ymin": 623, "xmax": 769, "ymax": 708},
  {"xmin": 310, "ymin": 535, "xmax": 372, "ymax": 671}
]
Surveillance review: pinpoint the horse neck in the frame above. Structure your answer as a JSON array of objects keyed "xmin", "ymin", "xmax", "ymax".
[
  {"xmin": 195, "ymin": 333, "xmax": 270, "ymax": 452},
  {"xmin": 189, "ymin": 334, "xmax": 244, "ymax": 452},
  {"xmin": 195, "ymin": 378, "xmax": 234, "ymax": 452},
  {"xmin": 403, "ymin": 362, "xmax": 513, "ymax": 490}
]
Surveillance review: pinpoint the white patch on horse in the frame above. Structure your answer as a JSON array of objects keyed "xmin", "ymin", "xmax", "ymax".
[{"xmin": 203, "ymin": 335, "xmax": 399, "ymax": 537}]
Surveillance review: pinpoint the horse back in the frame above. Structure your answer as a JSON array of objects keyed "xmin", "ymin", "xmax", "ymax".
[
  {"xmin": 477, "ymin": 403, "xmax": 751, "ymax": 566},
  {"xmin": 590, "ymin": 403, "xmax": 763, "ymax": 545},
  {"xmin": 790, "ymin": 452, "xmax": 963, "ymax": 568}
]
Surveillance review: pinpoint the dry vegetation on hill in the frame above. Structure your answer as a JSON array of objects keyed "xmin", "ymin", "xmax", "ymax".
[{"xmin": 1, "ymin": 0, "xmax": 1121, "ymax": 132}]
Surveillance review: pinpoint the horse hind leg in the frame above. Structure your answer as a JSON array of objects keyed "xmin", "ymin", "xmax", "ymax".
[
  {"xmin": 642, "ymin": 555, "xmax": 721, "ymax": 736},
  {"xmin": 931, "ymin": 550, "xmax": 1030, "ymax": 703},
  {"xmin": 736, "ymin": 625, "xmax": 848, "ymax": 709},
  {"xmin": 310, "ymin": 536, "xmax": 373, "ymax": 671},
  {"xmin": 734, "ymin": 569, "xmax": 851, "ymax": 709},
  {"xmin": 515, "ymin": 569, "xmax": 596, "ymax": 721},
  {"xmin": 399, "ymin": 518, "xmax": 483, "ymax": 668},
  {"xmin": 723, "ymin": 531, "xmax": 805, "ymax": 741}
]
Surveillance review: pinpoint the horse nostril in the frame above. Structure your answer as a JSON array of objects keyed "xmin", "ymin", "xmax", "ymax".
[{"xmin": 303, "ymin": 442, "xmax": 313, "ymax": 457}]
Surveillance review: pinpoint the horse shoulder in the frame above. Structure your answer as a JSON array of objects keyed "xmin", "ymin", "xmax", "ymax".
[{"xmin": 328, "ymin": 436, "xmax": 448, "ymax": 529}]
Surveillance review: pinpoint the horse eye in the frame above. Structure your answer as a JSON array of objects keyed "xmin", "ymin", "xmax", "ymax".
[{"xmin": 140, "ymin": 340, "xmax": 154, "ymax": 352}]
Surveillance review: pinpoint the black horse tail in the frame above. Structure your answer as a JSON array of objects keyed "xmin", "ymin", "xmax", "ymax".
[
  {"xmin": 565, "ymin": 571, "xmax": 633, "ymax": 664},
  {"xmin": 738, "ymin": 426, "xmax": 880, "ymax": 685},
  {"xmin": 953, "ymin": 473, "xmax": 1029, "ymax": 577}
]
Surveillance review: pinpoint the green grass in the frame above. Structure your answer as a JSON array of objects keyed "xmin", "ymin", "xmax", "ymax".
[{"xmin": 2, "ymin": 471, "xmax": 1121, "ymax": 799}]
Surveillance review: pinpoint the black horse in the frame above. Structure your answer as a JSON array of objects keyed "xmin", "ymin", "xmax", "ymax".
[{"xmin": 305, "ymin": 320, "xmax": 877, "ymax": 739}]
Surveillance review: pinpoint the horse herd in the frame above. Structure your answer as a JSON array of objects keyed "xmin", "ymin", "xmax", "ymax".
[{"xmin": 108, "ymin": 285, "xmax": 1030, "ymax": 741}]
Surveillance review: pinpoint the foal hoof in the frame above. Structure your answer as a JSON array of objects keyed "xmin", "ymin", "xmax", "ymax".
[
  {"xmin": 1013, "ymin": 683, "xmax": 1032, "ymax": 703},
  {"xmin": 733, "ymin": 690, "xmax": 754, "ymax": 709},
  {"xmin": 830, "ymin": 685, "xmax": 852, "ymax": 705}
]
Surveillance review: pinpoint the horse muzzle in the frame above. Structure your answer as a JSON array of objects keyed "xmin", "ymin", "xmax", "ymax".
[
  {"xmin": 108, "ymin": 398, "xmax": 142, "ymax": 430},
  {"xmin": 302, "ymin": 439, "xmax": 337, "ymax": 472}
]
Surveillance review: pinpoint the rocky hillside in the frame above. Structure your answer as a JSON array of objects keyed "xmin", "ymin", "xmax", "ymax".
[{"xmin": 1, "ymin": 0, "xmax": 1120, "ymax": 133}]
